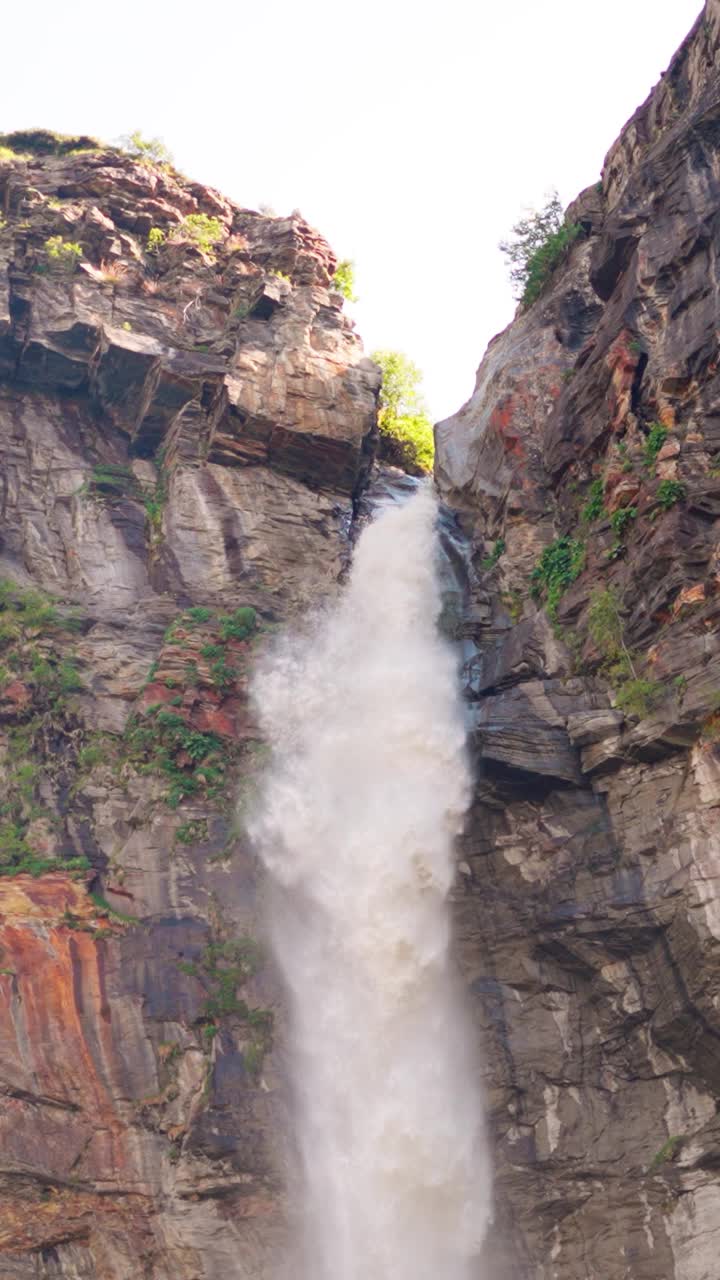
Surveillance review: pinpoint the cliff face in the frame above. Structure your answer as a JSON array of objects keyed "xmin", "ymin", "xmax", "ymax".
[
  {"xmin": 436, "ymin": 3, "xmax": 720, "ymax": 1277},
  {"xmin": 0, "ymin": 137, "xmax": 377, "ymax": 1278},
  {"xmin": 3, "ymin": 4, "xmax": 720, "ymax": 1275}
]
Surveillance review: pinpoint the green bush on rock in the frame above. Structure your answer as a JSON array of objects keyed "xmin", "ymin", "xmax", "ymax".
[
  {"xmin": 331, "ymin": 259, "xmax": 357, "ymax": 301},
  {"xmin": 372, "ymin": 349, "xmax": 434, "ymax": 475},
  {"xmin": 500, "ymin": 191, "xmax": 581, "ymax": 307},
  {"xmin": 530, "ymin": 536, "xmax": 585, "ymax": 618}
]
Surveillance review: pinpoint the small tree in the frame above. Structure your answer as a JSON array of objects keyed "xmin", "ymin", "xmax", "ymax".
[
  {"xmin": 331, "ymin": 259, "xmax": 357, "ymax": 301},
  {"xmin": 500, "ymin": 191, "xmax": 579, "ymax": 307},
  {"xmin": 371, "ymin": 350, "xmax": 434, "ymax": 475},
  {"xmin": 121, "ymin": 130, "xmax": 173, "ymax": 167}
]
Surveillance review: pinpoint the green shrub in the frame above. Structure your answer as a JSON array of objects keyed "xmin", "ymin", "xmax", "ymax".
[
  {"xmin": 120, "ymin": 130, "xmax": 173, "ymax": 166},
  {"xmin": 200, "ymin": 643, "xmax": 224, "ymax": 660},
  {"xmin": 77, "ymin": 743, "xmax": 105, "ymax": 769},
  {"xmin": 123, "ymin": 705, "xmax": 229, "ymax": 809},
  {"xmin": 499, "ymin": 192, "xmax": 581, "ymax": 307},
  {"xmin": 146, "ymin": 226, "xmax": 166, "ymax": 253},
  {"xmin": 218, "ymin": 607, "xmax": 257, "ymax": 641},
  {"xmin": 0, "ymin": 818, "xmax": 90, "ymax": 877},
  {"xmin": 648, "ymin": 1135, "xmax": 682, "ymax": 1172},
  {"xmin": 185, "ymin": 606, "xmax": 213, "ymax": 623},
  {"xmin": 587, "ymin": 587, "xmax": 633, "ymax": 673},
  {"xmin": 586, "ymin": 588, "xmax": 664, "ymax": 718},
  {"xmin": 644, "ymin": 423, "xmax": 667, "ymax": 468},
  {"xmin": 530, "ymin": 536, "xmax": 585, "ymax": 618},
  {"xmin": 89, "ymin": 891, "xmax": 138, "ymax": 924},
  {"xmin": 175, "ymin": 818, "xmax": 209, "ymax": 846},
  {"xmin": 178, "ymin": 213, "xmax": 224, "ymax": 256},
  {"xmin": 0, "ymin": 129, "xmax": 101, "ymax": 157},
  {"xmin": 44, "ymin": 236, "xmax": 83, "ymax": 271},
  {"xmin": 331, "ymin": 258, "xmax": 357, "ymax": 301},
  {"xmin": 615, "ymin": 678, "xmax": 663, "ymax": 719},
  {"xmin": 182, "ymin": 939, "xmax": 272, "ymax": 1042},
  {"xmin": 656, "ymin": 479, "xmax": 686, "ymax": 510},
  {"xmin": 610, "ymin": 506, "xmax": 637, "ymax": 539},
  {"xmin": 480, "ymin": 539, "xmax": 506, "ymax": 571},
  {"xmin": 210, "ymin": 658, "xmax": 238, "ymax": 690},
  {"xmin": 86, "ymin": 463, "xmax": 138, "ymax": 499},
  {"xmin": 372, "ymin": 349, "xmax": 434, "ymax": 474},
  {"xmin": 581, "ymin": 479, "xmax": 605, "ymax": 524},
  {"xmin": 0, "ymin": 146, "xmax": 29, "ymax": 163}
]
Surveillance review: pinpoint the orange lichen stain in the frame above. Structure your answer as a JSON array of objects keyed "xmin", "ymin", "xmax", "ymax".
[
  {"xmin": 1, "ymin": 925, "xmax": 110, "ymax": 1112},
  {"xmin": 489, "ymin": 395, "xmax": 526, "ymax": 460},
  {"xmin": 0, "ymin": 880, "xmax": 132, "ymax": 1144},
  {"xmin": 606, "ymin": 330, "xmax": 639, "ymax": 430},
  {"xmin": 0, "ymin": 1185, "xmax": 149, "ymax": 1252},
  {"xmin": 672, "ymin": 583, "xmax": 706, "ymax": 616},
  {"xmin": 0, "ymin": 873, "xmax": 94, "ymax": 923}
]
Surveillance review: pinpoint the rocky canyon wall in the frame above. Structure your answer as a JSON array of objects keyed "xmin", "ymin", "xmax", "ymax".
[
  {"xmin": 436, "ymin": 3, "xmax": 720, "ymax": 1277},
  {"xmin": 2, "ymin": 1, "xmax": 720, "ymax": 1275},
  {"xmin": 0, "ymin": 133, "xmax": 377, "ymax": 1278}
]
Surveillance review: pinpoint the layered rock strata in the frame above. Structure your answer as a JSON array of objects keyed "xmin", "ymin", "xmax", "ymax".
[
  {"xmin": 436, "ymin": 5, "xmax": 720, "ymax": 1276},
  {"xmin": 0, "ymin": 134, "xmax": 377, "ymax": 1278}
]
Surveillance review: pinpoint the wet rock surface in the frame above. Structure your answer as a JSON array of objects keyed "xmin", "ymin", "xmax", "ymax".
[{"xmin": 437, "ymin": 4, "xmax": 720, "ymax": 1276}]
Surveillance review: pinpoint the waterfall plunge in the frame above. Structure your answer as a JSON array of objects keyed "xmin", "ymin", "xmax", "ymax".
[{"xmin": 251, "ymin": 486, "xmax": 491, "ymax": 1280}]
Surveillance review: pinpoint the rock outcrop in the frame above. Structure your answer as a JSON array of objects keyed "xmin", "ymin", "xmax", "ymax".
[
  {"xmin": 436, "ymin": 5, "xmax": 720, "ymax": 1276},
  {"xmin": 0, "ymin": 133, "xmax": 377, "ymax": 1278}
]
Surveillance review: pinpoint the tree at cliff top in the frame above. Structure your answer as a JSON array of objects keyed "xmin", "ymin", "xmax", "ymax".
[
  {"xmin": 499, "ymin": 190, "xmax": 580, "ymax": 307},
  {"xmin": 372, "ymin": 349, "xmax": 434, "ymax": 475}
]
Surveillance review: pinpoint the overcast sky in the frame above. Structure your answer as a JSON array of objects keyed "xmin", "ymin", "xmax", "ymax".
[{"xmin": 3, "ymin": 0, "xmax": 703, "ymax": 419}]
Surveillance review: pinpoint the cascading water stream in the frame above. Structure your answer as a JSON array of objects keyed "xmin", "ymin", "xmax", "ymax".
[{"xmin": 251, "ymin": 484, "xmax": 491, "ymax": 1280}]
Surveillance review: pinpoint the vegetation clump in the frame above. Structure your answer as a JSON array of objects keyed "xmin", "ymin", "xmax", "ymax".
[
  {"xmin": 331, "ymin": 258, "xmax": 357, "ymax": 301},
  {"xmin": 81, "ymin": 461, "xmax": 166, "ymax": 544},
  {"xmin": 0, "ymin": 129, "xmax": 101, "ymax": 157},
  {"xmin": 120, "ymin": 130, "xmax": 173, "ymax": 167},
  {"xmin": 372, "ymin": 349, "xmax": 434, "ymax": 474},
  {"xmin": 609, "ymin": 506, "xmax": 637, "ymax": 540},
  {"xmin": 586, "ymin": 586, "xmax": 662, "ymax": 719},
  {"xmin": 146, "ymin": 226, "xmax": 166, "ymax": 253},
  {"xmin": 648, "ymin": 1135, "xmax": 683, "ymax": 1172},
  {"xmin": 500, "ymin": 191, "xmax": 581, "ymax": 307},
  {"xmin": 178, "ymin": 936, "xmax": 274, "ymax": 1079},
  {"xmin": 643, "ymin": 423, "xmax": 667, "ymax": 468},
  {"xmin": 176, "ymin": 213, "xmax": 224, "ymax": 257},
  {"xmin": 530, "ymin": 536, "xmax": 585, "ymax": 618},
  {"xmin": 0, "ymin": 580, "xmax": 92, "ymax": 877},
  {"xmin": 580, "ymin": 479, "xmax": 606, "ymax": 524},
  {"xmin": 44, "ymin": 236, "xmax": 83, "ymax": 271},
  {"xmin": 218, "ymin": 606, "xmax": 257, "ymax": 641},
  {"xmin": 480, "ymin": 539, "xmax": 506, "ymax": 571},
  {"xmin": 123, "ymin": 704, "xmax": 230, "ymax": 809},
  {"xmin": 655, "ymin": 478, "xmax": 686, "ymax": 511}
]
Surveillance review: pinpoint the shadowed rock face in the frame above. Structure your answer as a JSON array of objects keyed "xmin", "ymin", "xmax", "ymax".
[
  {"xmin": 436, "ymin": 4, "xmax": 720, "ymax": 1277},
  {"xmin": 0, "ymin": 138, "xmax": 379, "ymax": 1277}
]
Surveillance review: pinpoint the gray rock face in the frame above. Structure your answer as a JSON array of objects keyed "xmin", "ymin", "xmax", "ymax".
[
  {"xmin": 436, "ymin": 4, "xmax": 720, "ymax": 1277},
  {"xmin": 0, "ymin": 135, "xmax": 377, "ymax": 1278}
]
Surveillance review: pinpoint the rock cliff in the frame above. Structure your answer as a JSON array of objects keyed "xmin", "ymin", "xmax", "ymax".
[
  {"xmin": 3, "ymin": 2, "xmax": 720, "ymax": 1274},
  {"xmin": 0, "ymin": 132, "xmax": 377, "ymax": 1278},
  {"xmin": 436, "ymin": 3, "xmax": 720, "ymax": 1277}
]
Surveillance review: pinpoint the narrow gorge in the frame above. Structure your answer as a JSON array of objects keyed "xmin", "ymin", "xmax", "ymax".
[{"xmin": 1, "ymin": 2, "xmax": 720, "ymax": 1278}]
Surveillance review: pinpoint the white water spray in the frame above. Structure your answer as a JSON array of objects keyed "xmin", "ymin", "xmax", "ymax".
[{"xmin": 251, "ymin": 486, "xmax": 491, "ymax": 1280}]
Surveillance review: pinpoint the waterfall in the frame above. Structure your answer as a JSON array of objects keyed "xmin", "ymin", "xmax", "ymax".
[{"xmin": 250, "ymin": 484, "xmax": 491, "ymax": 1280}]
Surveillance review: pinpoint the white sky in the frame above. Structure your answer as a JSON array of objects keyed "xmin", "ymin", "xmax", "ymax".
[{"xmin": 3, "ymin": 0, "xmax": 703, "ymax": 419}]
